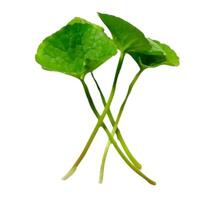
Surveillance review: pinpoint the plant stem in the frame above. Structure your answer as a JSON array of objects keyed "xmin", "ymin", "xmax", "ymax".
[
  {"xmin": 99, "ymin": 69, "xmax": 144, "ymax": 183},
  {"xmin": 99, "ymin": 107, "xmax": 156, "ymax": 185},
  {"xmin": 62, "ymin": 52, "xmax": 125, "ymax": 180},
  {"xmin": 81, "ymin": 79, "xmax": 131, "ymax": 165},
  {"xmin": 91, "ymin": 72, "xmax": 142, "ymax": 168},
  {"xmin": 83, "ymin": 71, "xmax": 155, "ymax": 185}
]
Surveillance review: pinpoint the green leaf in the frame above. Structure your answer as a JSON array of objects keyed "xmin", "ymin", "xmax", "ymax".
[
  {"xmin": 98, "ymin": 13, "xmax": 151, "ymax": 53},
  {"xmin": 98, "ymin": 13, "xmax": 179, "ymax": 69},
  {"xmin": 35, "ymin": 17, "xmax": 117, "ymax": 79},
  {"xmin": 130, "ymin": 39, "xmax": 180, "ymax": 69},
  {"xmin": 153, "ymin": 40, "xmax": 180, "ymax": 66}
]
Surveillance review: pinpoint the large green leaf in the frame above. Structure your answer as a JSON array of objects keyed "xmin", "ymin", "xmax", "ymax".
[
  {"xmin": 98, "ymin": 13, "xmax": 179, "ymax": 69},
  {"xmin": 35, "ymin": 18, "xmax": 117, "ymax": 79},
  {"xmin": 98, "ymin": 13, "xmax": 151, "ymax": 53}
]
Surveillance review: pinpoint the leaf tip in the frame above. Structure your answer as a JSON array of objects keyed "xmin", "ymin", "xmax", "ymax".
[{"xmin": 97, "ymin": 12, "xmax": 105, "ymax": 19}]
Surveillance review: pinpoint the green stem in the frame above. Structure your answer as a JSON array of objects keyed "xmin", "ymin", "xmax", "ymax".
[
  {"xmin": 91, "ymin": 72, "xmax": 142, "ymax": 168},
  {"xmin": 62, "ymin": 52, "xmax": 125, "ymax": 180},
  {"xmin": 83, "ymin": 71, "xmax": 155, "ymax": 185},
  {"xmin": 99, "ymin": 69, "xmax": 144, "ymax": 183},
  {"xmin": 100, "ymin": 109, "xmax": 156, "ymax": 185}
]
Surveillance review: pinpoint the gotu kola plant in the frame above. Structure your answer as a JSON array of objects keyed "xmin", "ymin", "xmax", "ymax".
[{"xmin": 35, "ymin": 13, "xmax": 179, "ymax": 185}]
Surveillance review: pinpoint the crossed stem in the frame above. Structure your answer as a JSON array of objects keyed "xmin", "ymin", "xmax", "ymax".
[
  {"xmin": 95, "ymin": 69, "xmax": 144, "ymax": 183},
  {"xmin": 81, "ymin": 78, "xmax": 141, "ymax": 171},
  {"xmin": 91, "ymin": 72, "xmax": 142, "ymax": 171}
]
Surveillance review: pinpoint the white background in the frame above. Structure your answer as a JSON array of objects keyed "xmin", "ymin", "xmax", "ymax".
[{"xmin": 0, "ymin": 0, "xmax": 220, "ymax": 199}]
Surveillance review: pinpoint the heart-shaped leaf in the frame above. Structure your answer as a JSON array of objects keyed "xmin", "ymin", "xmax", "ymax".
[
  {"xmin": 35, "ymin": 17, "xmax": 117, "ymax": 79},
  {"xmin": 98, "ymin": 13, "xmax": 179, "ymax": 69}
]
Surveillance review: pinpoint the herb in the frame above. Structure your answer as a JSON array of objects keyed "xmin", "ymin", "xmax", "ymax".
[{"xmin": 35, "ymin": 13, "xmax": 179, "ymax": 185}]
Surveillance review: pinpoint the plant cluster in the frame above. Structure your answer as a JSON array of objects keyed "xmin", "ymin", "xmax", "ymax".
[{"xmin": 35, "ymin": 13, "xmax": 179, "ymax": 185}]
